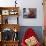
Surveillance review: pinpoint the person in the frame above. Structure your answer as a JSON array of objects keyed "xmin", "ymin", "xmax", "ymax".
[{"xmin": 21, "ymin": 28, "xmax": 41, "ymax": 46}]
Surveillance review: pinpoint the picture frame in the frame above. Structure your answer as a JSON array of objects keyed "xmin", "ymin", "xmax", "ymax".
[
  {"xmin": 2, "ymin": 10, "xmax": 9, "ymax": 15},
  {"xmin": 23, "ymin": 8, "xmax": 37, "ymax": 18}
]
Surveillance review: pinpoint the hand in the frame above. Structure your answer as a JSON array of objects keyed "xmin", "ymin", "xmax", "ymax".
[{"xmin": 25, "ymin": 36, "xmax": 38, "ymax": 46}]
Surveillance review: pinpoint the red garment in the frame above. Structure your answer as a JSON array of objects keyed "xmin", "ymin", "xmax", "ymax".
[{"xmin": 21, "ymin": 28, "xmax": 41, "ymax": 46}]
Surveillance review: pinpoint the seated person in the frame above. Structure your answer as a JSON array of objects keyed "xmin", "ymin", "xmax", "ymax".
[{"xmin": 21, "ymin": 28, "xmax": 41, "ymax": 46}]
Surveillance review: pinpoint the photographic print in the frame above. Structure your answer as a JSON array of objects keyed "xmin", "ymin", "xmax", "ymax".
[
  {"xmin": 2, "ymin": 10, "xmax": 9, "ymax": 15},
  {"xmin": 23, "ymin": 8, "xmax": 37, "ymax": 18}
]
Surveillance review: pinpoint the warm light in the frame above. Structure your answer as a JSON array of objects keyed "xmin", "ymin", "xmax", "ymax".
[
  {"xmin": 14, "ymin": 29, "xmax": 17, "ymax": 32},
  {"xmin": 11, "ymin": 10, "xmax": 14, "ymax": 11}
]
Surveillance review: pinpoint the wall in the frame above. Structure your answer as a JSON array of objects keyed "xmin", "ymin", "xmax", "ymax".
[{"xmin": 0, "ymin": 0, "xmax": 43, "ymax": 26}]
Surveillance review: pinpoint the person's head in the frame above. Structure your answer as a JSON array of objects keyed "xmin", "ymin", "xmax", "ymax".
[{"xmin": 24, "ymin": 28, "xmax": 36, "ymax": 40}]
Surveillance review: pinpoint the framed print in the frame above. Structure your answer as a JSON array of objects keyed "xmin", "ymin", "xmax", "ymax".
[
  {"xmin": 2, "ymin": 10, "xmax": 9, "ymax": 15},
  {"xmin": 23, "ymin": 8, "xmax": 37, "ymax": 18}
]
